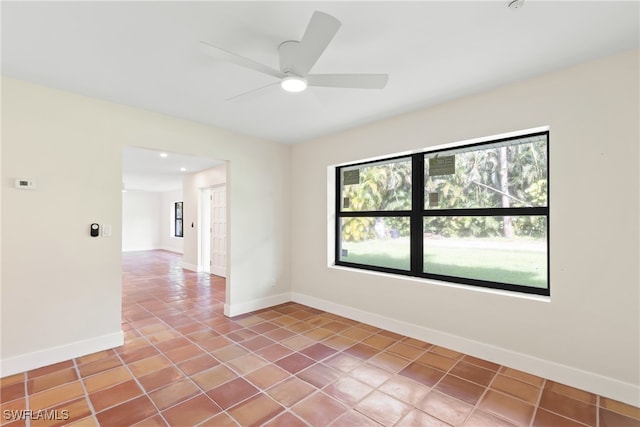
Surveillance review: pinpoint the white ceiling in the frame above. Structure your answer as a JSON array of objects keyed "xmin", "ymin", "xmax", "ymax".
[
  {"xmin": 2, "ymin": 1, "xmax": 638, "ymax": 146},
  {"xmin": 2, "ymin": 2, "xmax": 638, "ymax": 191},
  {"xmin": 122, "ymin": 146, "xmax": 223, "ymax": 192}
]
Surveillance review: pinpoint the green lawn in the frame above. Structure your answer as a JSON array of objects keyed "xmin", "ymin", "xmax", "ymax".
[{"xmin": 341, "ymin": 237, "xmax": 547, "ymax": 288}]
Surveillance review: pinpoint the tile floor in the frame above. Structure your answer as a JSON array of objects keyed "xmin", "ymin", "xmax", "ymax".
[{"xmin": 1, "ymin": 250, "xmax": 639, "ymax": 427}]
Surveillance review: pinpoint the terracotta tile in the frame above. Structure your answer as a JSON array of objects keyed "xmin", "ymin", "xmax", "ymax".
[
  {"xmin": 241, "ymin": 336, "xmax": 276, "ymax": 351},
  {"xmin": 379, "ymin": 375, "xmax": 429, "ymax": 406},
  {"xmin": 350, "ymin": 364, "xmax": 392, "ymax": 387},
  {"xmin": 137, "ymin": 366, "xmax": 184, "ymax": 392},
  {"xmin": 303, "ymin": 327, "xmax": 334, "ymax": 341},
  {"xmin": 324, "ymin": 377, "xmax": 374, "ymax": 406},
  {"xmin": 83, "ymin": 366, "xmax": 132, "ymax": 393},
  {"xmin": 344, "ymin": 343, "xmax": 379, "ymax": 360},
  {"xmin": 199, "ymin": 336, "xmax": 234, "ymax": 352},
  {"xmin": 95, "ymin": 395, "xmax": 157, "ymax": 427},
  {"xmin": 435, "ymin": 374, "xmax": 486, "ymax": 405},
  {"xmin": 282, "ymin": 335, "xmax": 315, "ymax": 351},
  {"xmin": 461, "ymin": 355, "xmax": 500, "ymax": 371},
  {"xmin": 271, "ymin": 315, "xmax": 298, "ymax": 327},
  {"xmin": 155, "ymin": 337, "xmax": 190, "ymax": 352},
  {"xmin": 177, "ymin": 354, "xmax": 219, "ymax": 375},
  {"xmin": 379, "ymin": 330, "xmax": 404, "ymax": 340},
  {"xmin": 29, "ymin": 381, "xmax": 85, "ymax": 410},
  {"xmin": 89, "ymin": 379, "xmax": 143, "ymax": 412},
  {"xmin": 207, "ymin": 377, "xmax": 258, "ymax": 409},
  {"xmin": 332, "ymin": 410, "xmax": 385, "ymax": 427},
  {"xmin": 191, "ymin": 365, "xmax": 237, "ymax": 391},
  {"xmin": 275, "ymin": 353, "xmax": 315, "ymax": 374},
  {"xmin": 1, "ymin": 383, "xmax": 24, "ymax": 403},
  {"xmin": 267, "ymin": 377, "xmax": 316, "ymax": 407},
  {"xmin": 355, "ymin": 390, "xmax": 411, "ymax": 426},
  {"xmin": 264, "ymin": 327, "xmax": 296, "ymax": 341},
  {"xmin": 340, "ymin": 327, "xmax": 374, "ymax": 341},
  {"xmin": 245, "ymin": 365, "xmax": 290, "ymax": 389},
  {"xmin": 297, "ymin": 363, "xmax": 340, "ymax": 388},
  {"xmin": 362, "ymin": 334, "xmax": 396, "ymax": 350},
  {"xmin": 544, "ymin": 380, "xmax": 597, "ymax": 405},
  {"xmin": 129, "ymin": 355, "xmax": 172, "ymax": 377},
  {"xmin": 148, "ymin": 379, "xmax": 200, "ymax": 410},
  {"xmin": 162, "ymin": 394, "xmax": 221, "ymax": 426},
  {"xmin": 130, "ymin": 415, "xmax": 167, "ymax": 427},
  {"xmin": 464, "ymin": 409, "xmax": 519, "ymax": 427},
  {"xmin": 369, "ymin": 352, "xmax": 411, "ymax": 373},
  {"xmin": 491, "ymin": 374, "xmax": 541, "ymax": 404},
  {"xmin": 401, "ymin": 337, "xmax": 432, "ymax": 348},
  {"xmin": 418, "ymin": 390, "xmax": 473, "ymax": 425},
  {"xmin": 478, "ymin": 390, "xmax": 535, "ymax": 426},
  {"xmin": 599, "ymin": 409, "xmax": 640, "ymax": 427},
  {"xmin": 500, "ymin": 367, "xmax": 545, "ymax": 387},
  {"xmin": 539, "ymin": 389, "xmax": 597, "ymax": 426},
  {"xmin": 254, "ymin": 343, "xmax": 293, "ymax": 362},
  {"xmin": 399, "ymin": 362, "xmax": 445, "ymax": 387},
  {"xmin": 417, "ymin": 352, "xmax": 457, "ymax": 371},
  {"xmin": 212, "ymin": 344, "xmax": 250, "ymax": 362},
  {"xmin": 263, "ymin": 411, "xmax": 307, "ymax": 427},
  {"xmin": 227, "ymin": 354, "xmax": 268, "ymax": 375},
  {"xmin": 29, "ymin": 397, "xmax": 92, "ymax": 427},
  {"xmin": 532, "ymin": 408, "xmax": 589, "ymax": 427},
  {"xmin": 227, "ymin": 393, "xmax": 284, "ymax": 427},
  {"xmin": 323, "ymin": 335, "xmax": 357, "ymax": 351},
  {"xmin": 164, "ymin": 344, "xmax": 204, "ymax": 363},
  {"xmin": 198, "ymin": 412, "xmax": 238, "ymax": 427},
  {"xmin": 386, "ymin": 342, "xmax": 425, "ymax": 360},
  {"xmin": 292, "ymin": 392, "xmax": 347, "ymax": 426},
  {"xmin": 76, "ymin": 350, "xmax": 115, "ymax": 366},
  {"xmin": 0, "ymin": 398, "xmax": 26, "ymax": 426},
  {"xmin": 27, "ymin": 368, "xmax": 78, "ymax": 394},
  {"xmin": 398, "ymin": 409, "xmax": 452, "ymax": 427},
  {"xmin": 449, "ymin": 361, "xmax": 496, "ymax": 387},
  {"xmin": 429, "ymin": 346, "xmax": 463, "ymax": 360},
  {"xmin": 600, "ymin": 397, "xmax": 640, "ymax": 420},
  {"xmin": 64, "ymin": 415, "xmax": 100, "ymax": 427},
  {"xmin": 0, "ymin": 374, "xmax": 24, "ymax": 388},
  {"xmin": 300, "ymin": 343, "xmax": 337, "ymax": 361},
  {"xmin": 325, "ymin": 353, "xmax": 362, "ymax": 373},
  {"xmin": 119, "ymin": 346, "xmax": 160, "ymax": 364},
  {"xmin": 77, "ymin": 356, "xmax": 122, "ymax": 377},
  {"xmin": 27, "ymin": 361, "xmax": 75, "ymax": 379},
  {"xmin": 322, "ymin": 321, "xmax": 351, "ymax": 333}
]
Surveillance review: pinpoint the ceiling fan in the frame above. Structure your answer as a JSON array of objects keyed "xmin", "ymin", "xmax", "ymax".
[{"xmin": 199, "ymin": 11, "xmax": 389, "ymax": 99}]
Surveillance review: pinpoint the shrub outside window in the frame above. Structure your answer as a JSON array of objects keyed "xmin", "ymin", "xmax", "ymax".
[{"xmin": 335, "ymin": 131, "xmax": 549, "ymax": 296}]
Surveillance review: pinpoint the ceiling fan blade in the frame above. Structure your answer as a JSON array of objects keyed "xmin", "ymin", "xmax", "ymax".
[
  {"xmin": 199, "ymin": 41, "xmax": 284, "ymax": 79},
  {"xmin": 225, "ymin": 82, "xmax": 281, "ymax": 101},
  {"xmin": 307, "ymin": 74, "xmax": 389, "ymax": 89},
  {"xmin": 293, "ymin": 11, "xmax": 341, "ymax": 75}
]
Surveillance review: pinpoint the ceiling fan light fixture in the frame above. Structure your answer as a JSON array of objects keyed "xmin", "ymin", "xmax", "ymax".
[{"xmin": 281, "ymin": 75, "xmax": 307, "ymax": 92}]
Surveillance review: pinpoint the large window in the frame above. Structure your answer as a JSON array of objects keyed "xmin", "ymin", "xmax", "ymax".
[{"xmin": 336, "ymin": 131, "xmax": 549, "ymax": 295}]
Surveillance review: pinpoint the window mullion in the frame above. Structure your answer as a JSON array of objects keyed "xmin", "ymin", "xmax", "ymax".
[{"xmin": 410, "ymin": 154, "xmax": 424, "ymax": 274}]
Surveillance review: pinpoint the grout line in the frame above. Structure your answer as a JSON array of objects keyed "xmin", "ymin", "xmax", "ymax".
[{"xmin": 71, "ymin": 357, "xmax": 97, "ymax": 424}]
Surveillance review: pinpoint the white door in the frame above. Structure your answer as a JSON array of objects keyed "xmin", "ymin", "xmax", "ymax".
[{"xmin": 210, "ymin": 185, "xmax": 227, "ymax": 277}]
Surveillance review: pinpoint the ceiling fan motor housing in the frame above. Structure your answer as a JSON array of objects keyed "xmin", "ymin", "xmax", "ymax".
[{"xmin": 279, "ymin": 40, "xmax": 302, "ymax": 75}]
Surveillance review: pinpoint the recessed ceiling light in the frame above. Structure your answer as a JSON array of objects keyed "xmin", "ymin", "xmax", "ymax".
[
  {"xmin": 160, "ymin": 152, "xmax": 168, "ymax": 158},
  {"xmin": 180, "ymin": 167, "xmax": 187, "ymax": 172}
]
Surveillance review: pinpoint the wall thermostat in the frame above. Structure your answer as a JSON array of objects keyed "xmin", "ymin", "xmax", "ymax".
[
  {"xmin": 90, "ymin": 223, "xmax": 100, "ymax": 237},
  {"xmin": 15, "ymin": 179, "xmax": 36, "ymax": 190}
]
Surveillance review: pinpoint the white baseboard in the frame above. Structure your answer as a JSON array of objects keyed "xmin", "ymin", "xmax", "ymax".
[
  {"xmin": 225, "ymin": 293, "xmax": 292, "ymax": 317},
  {"xmin": 291, "ymin": 292, "xmax": 640, "ymax": 407},
  {"xmin": 182, "ymin": 262, "xmax": 198, "ymax": 272},
  {"xmin": 0, "ymin": 331, "xmax": 124, "ymax": 378}
]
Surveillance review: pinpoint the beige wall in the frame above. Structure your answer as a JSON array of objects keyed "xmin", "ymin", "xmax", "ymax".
[
  {"xmin": 0, "ymin": 78, "xmax": 291, "ymax": 375},
  {"xmin": 290, "ymin": 50, "xmax": 639, "ymax": 405}
]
